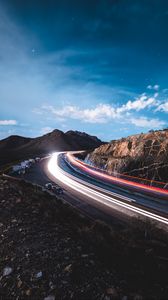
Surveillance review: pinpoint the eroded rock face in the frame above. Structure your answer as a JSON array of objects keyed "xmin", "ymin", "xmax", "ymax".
[{"xmin": 87, "ymin": 130, "xmax": 168, "ymax": 183}]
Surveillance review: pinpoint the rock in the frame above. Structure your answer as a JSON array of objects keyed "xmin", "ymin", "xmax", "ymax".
[
  {"xmin": 64, "ymin": 264, "xmax": 72, "ymax": 272},
  {"xmin": 81, "ymin": 254, "xmax": 88, "ymax": 258},
  {"xmin": 49, "ymin": 281, "xmax": 55, "ymax": 289},
  {"xmin": 87, "ymin": 130, "xmax": 168, "ymax": 183},
  {"xmin": 35, "ymin": 271, "xmax": 42, "ymax": 278},
  {"xmin": 16, "ymin": 198, "xmax": 22, "ymax": 204},
  {"xmin": 3, "ymin": 266, "xmax": 13, "ymax": 276},
  {"xmin": 17, "ymin": 279, "xmax": 22, "ymax": 288},
  {"xmin": 25, "ymin": 289, "xmax": 31, "ymax": 296},
  {"xmin": 44, "ymin": 295, "xmax": 55, "ymax": 300},
  {"xmin": 134, "ymin": 295, "xmax": 143, "ymax": 300},
  {"xmin": 145, "ymin": 248, "xmax": 153, "ymax": 255},
  {"xmin": 106, "ymin": 287, "xmax": 118, "ymax": 298},
  {"xmin": 104, "ymin": 296, "xmax": 111, "ymax": 300}
]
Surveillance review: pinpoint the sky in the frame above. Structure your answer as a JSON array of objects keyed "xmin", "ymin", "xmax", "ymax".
[{"xmin": 1, "ymin": 0, "xmax": 168, "ymax": 141}]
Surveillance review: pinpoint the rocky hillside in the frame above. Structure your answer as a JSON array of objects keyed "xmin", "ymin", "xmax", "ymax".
[
  {"xmin": 1, "ymin": 176, "xmax": 168, "ymax": 299},
  {"xmin": 87, "ymin": 130, "xmax": 168, "ymax": 183},
  {"xmin": 0, "ymin": 129, "xmax": 103, "ymax": 166}
]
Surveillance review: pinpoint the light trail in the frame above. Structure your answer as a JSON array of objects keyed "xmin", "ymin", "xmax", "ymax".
[
  {"xmin": 48, "ymin": 153, "xmax": 168, "ymax": 225},
  {"xmin": 66, "ymin": 153, "xmax": 168, "ymax": 197}
]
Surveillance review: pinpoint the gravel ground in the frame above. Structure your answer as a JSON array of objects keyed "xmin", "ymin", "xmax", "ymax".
[{"xmin": 0, "ymin": 176, "xmax": 168, "ymax": 300}]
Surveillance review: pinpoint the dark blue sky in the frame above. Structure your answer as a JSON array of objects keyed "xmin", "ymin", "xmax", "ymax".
[{"xmin": 1, "ymin": 0, "xmax": 168, "ymax": 140}]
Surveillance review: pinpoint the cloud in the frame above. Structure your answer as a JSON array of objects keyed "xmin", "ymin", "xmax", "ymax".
[
  {"xmin": 154, "ymin": 85, "xmax": 160, "ymax": 91},
  {"xmin": 147, "ymin": 84, "xmax": 160, "ymax": 91},
  {"xmin": 117, "ymin": 95, "xmax": 156, "ymax": 113},
  {"xmin": 39, "ymin": 94, "xmax": 158, "ymax": 124},
  {"xmin": 0, "ymin": 120, "xmax": 17, "ymax": 125},
  {"xmin": 156, "ymin": 101, "xmax": 168, "ymax": 112},
  {"xmin": 42, "ymin": 104, "xmax": 118, "ymax": 123},
  {"xmin": 130, "ymin": 117, "xmax": 165, "ymax": 128},
  {"xmin": 154, "ymin": 92, "xmax": 159, "ymax": 98}
]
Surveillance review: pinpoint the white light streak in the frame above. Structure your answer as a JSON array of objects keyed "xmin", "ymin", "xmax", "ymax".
[{"xmin": 48, "ymin": 153, "xmax": 168, "ymax": 225}]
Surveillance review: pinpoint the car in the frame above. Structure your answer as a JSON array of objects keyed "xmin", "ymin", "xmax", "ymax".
[
  {"xmin": 45, "ymin": 182, "xmax": 53, "ymax": 190},
  {"xmin": 51, "ymin": 183, "xmax": 59, "ymax": 188},
  {"xmin": 45, "ymin": 183, "xmax": 64, "ymax": 194},
  {"xmin": 52, "ymin": 186, "xmax": 64, "ymax": 195}
]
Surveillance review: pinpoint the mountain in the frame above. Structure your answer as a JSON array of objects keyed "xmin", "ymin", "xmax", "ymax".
[
  {"xmin": 0, "ymin": 135, "xmax": 31, "ymax": 150},
  {"xmin": 0, "ymin": 129, "xmax": 103, "ymax": 166},
  {"xmin": 87, "ymin": 129, "xmax": 168, "ymax": 183}
]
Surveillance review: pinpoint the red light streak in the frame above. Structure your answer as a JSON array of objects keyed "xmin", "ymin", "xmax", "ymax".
[{"xmin": 66, "ymin": 153, "xmax": 168, "ymax": 197}]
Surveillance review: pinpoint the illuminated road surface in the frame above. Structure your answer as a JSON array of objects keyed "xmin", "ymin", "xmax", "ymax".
[
  {"xmin": 66, "ymin": 152, "xmax": 168, "ymax": 197},
  {"xmin": 48, "ymin": 152, "xmax": 168, "ymax": 226}
]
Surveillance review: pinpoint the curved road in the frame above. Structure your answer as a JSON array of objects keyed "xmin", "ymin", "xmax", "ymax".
[{"xmin": 47, "ymin": 152, "xmax": 168, "ymax": 228}]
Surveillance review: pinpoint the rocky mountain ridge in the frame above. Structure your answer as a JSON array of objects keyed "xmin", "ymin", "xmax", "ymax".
[
  {"xmin": 87, "ymin": 130, "xmax": 168, "ymax": 183},
  {"xmin": 0, "ymin": 129, "xmax": 103, "ymax": 166}
]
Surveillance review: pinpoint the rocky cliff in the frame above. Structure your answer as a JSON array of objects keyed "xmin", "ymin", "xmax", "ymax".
[{"xmin": 87, "ymin": 130, "xmax": 168, "ymax": 183}]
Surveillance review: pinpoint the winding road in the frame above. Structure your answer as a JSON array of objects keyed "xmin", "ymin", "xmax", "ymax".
[{"xmin": 47, "ymin": 152, "xmax": 168, "ymax": 227}]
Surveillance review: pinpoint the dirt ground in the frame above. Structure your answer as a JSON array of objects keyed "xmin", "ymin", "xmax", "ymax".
[{"xmin": 0, "ymin": 176, "xmax": 168, "ymax": 300}]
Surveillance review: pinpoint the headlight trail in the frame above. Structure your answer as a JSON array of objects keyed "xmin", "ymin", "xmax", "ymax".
[
  {"xmin": 66, "ymin": 153, "xmax": 168, "ymax": 197},
  {"xmin": 48, "ymin": 153, "xmax": 168, "ymax": 226}
]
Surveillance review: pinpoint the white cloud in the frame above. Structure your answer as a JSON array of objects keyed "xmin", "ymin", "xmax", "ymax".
[
  {"xmin": 0, "ymin": 120, "xmax": 17, "ymax": 125},
  {"xmin": 117, "ymin": 95, "xmax": 156, "ymax": 113},
  {"xmin": 39, "ymin": 94, "xmax": 158, "ymax": 124},
  {"xmin": 33, "ymin": 88, "xmax": 165, "ymax": 129},
  {"xmin": 154, "ymin": 84, "xmax": 160, "ymax": 91},
  {"xmin": 156, "ymin": 101, "xmax": 168, "ymax": 112},
  {"xmin": 130, "ymin": 117, "xmax": 165, "ymax": 128},
  {"xmin": 147, "ymin": 84, "xmax": 160, "ymax": 91},
  {"xmin": 33, "ymin": 87, "xmax": 167, "ymax": 133},
  {"xmin": 42, "ymin": 104, "xmax": 118, "ymax": 123}
]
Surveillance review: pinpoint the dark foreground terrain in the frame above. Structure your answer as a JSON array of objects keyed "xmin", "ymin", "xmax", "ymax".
[{"xmin": 0, "ymin": 176, "xmax": 168, "ymax": 299}]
